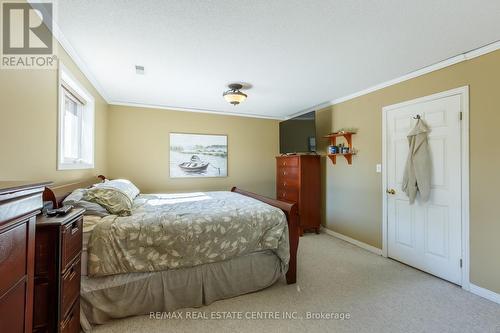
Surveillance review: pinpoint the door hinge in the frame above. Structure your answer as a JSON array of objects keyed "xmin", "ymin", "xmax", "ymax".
[
  {"xmin": 460, "ymin": 259, "xmax": 463, "ymax": 268},
  {"xmin": 460, "ymin": 112, "xmax": 463, "ymax": 120}
]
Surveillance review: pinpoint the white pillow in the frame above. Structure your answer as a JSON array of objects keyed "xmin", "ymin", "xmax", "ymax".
[{"xmin": 94, "ymin": 179, "xmax": 140, "ymax": 203}]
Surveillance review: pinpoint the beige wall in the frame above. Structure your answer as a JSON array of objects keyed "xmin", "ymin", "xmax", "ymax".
[
  {"xmin": 317, "ymin": 50, "xmax": 500, "ymax": 293},
  {"xmin": 2, "ymin": 12, "xmax": 499, "ymax": 295},
  {"xmin": 107, "ymin": 106, "xmax": 279, "ymax": 197},
  {"xmin": 0, "ymin": 44, "xmax": 108, "ymax": 185}
]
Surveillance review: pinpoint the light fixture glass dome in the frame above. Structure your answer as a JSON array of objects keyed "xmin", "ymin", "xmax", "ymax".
[{"xmin": 223, "ymin": 83, "xmax": 247, "ymax": 105}]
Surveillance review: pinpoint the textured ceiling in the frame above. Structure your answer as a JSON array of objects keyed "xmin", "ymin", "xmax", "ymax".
[{"xmin": 55, "ymin": 0, "xmax": 500, "ymax": 119}]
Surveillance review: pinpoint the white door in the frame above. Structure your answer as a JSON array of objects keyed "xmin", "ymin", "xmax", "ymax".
[{"xmin": 385, "ymin": 93, "xmax": 463, "ymax": 284}]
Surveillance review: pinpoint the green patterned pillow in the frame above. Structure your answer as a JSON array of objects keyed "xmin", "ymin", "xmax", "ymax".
[{"xmin": 84, "ymin": 188, "xmax": 133, "ymax": 216}]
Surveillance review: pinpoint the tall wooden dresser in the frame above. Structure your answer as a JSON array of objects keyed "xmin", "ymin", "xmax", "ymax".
[
  {"xmin": 33, "ymin": 208, "xmax": 84, "ymax": 333},
  {"xmin": 0, "ymin": 182, "xmax": 49, "ymax": 333},
  {"xmin": 276, "ymin": 155, "xmax": 320, "ymax": 234}
]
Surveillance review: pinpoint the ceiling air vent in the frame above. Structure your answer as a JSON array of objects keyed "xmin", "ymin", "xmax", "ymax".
[{"xmin": 135, "ymin": 65, "xmax": 145, "ymax": 75}]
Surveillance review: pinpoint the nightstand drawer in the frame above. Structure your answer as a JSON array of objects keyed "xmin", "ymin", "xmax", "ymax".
[
  {"xmin": 60, "ymin": 299, "xmax": 80, "ymax": 333},
  {"xmin": 61, "ymin": 257, "xmax": 81, "ymax": 319},
  {"xmin": 61, "ymin": 217, "xmax": 82, "ymax": 273}
]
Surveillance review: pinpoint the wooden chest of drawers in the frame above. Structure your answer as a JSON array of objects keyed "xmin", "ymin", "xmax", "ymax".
[
  {"xmin": 276, "ymin": 155, "xmax": 320, "ymax": 234},
  {"xmin": 33, "ymin": 208, "xmax": 84, "ymax": 333},
  {"xmin": 0, "ymin": 182, "xmax": 49, "ymax": 333}
]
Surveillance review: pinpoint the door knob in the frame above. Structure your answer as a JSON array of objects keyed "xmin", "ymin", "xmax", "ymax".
[{"xmin": 386, "ymin": 189, "xmax": 396, "ymax": 195}]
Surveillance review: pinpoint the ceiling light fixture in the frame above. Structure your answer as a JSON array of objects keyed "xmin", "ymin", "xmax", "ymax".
[{"xmin": 223, "ymin": 83, "xmax": 247, "ymax": 106}]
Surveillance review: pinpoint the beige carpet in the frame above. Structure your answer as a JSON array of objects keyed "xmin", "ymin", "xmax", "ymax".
[{"xmin": 91, "ymin": 233, "xmax": 500, "ymax": 333}]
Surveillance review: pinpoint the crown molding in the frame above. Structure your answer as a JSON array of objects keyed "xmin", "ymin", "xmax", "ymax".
[
  {"xmin": 287, "ymin": 40, "xmax": 500, "ymax": 119},
  {"xmin": 30, "ymin": 1, "xmax": 283, "ymax": 120},
  {"xmin": 27, "ymin": 0, "xmax": 110, "ymax": 102},
  {"xmin": 51, "ymin": 21, "xmax": 111, "ymax": 102},
  {"xmin": 109, "ymin": 101, "xmax": 285, "ymax": 120},
  {"xmin": 29, "ymin": 2, "xmax": 499, "ymax": 121}
]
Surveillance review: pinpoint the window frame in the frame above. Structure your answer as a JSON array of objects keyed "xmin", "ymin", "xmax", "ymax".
[
  {"xmin": 57, "ymin": 63, "xmax": 95, "ymax": 170},
  {"xmin": 61, "ymin": 86, "xmax": 83, "ymax": 163}
]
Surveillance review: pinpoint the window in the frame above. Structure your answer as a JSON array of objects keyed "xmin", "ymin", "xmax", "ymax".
[{"xmin": 58, "ymin": 64, "xmax": 95, "ymax": 170}]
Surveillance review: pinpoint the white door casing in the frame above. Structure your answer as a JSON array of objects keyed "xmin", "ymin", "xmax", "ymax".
[{"xmin": 382, "ymin": 87, "xmax": 469, "ymax": 287}]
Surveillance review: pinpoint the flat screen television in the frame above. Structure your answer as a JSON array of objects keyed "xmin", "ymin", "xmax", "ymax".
[{"xmin": 279, "ymin": 111, "xmax": 316, "ymax": 154}]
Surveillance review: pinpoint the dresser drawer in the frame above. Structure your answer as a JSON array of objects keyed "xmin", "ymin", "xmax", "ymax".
[
  {"xmin": 61, "ymin": 257, "xmax": 81, "ymax": 318},
  {"xmin": 277, "ymin": 157, "xmax": 299, "ymax": 167},
  {"xmin": 277, "ymin": 187, "xmax": 299, "ymax": 202},
  {"xmin": 61, "ymin": 217, "xmax": 82, "ymax": 273},
  {"xmin": 277, "ymin": 166, "xmax": 299, "ymax": 180},
  {"xmin": 60, "ymin": 299, "xmax": 80, "ymax": 333},
  {"xmin": 276, "ymin": 177, "xmax": 299, "ymax": 189},
  {"xmin": 0, "ymin": 279, "xmax": 26, "ymax": 333},
  {"xmin": 0, "ymin": 223, "xmax": 27, "ymax": 296}
]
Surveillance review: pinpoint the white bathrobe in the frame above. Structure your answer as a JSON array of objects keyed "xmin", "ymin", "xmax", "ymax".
[{"xmin": 402, "ymin": 119, "xmax": 431, "ymax": 204}]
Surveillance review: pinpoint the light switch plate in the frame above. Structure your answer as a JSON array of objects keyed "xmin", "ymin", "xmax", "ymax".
[{"xmin": 376, "ymin": 164, "xmax": 382, "ymax": 173}]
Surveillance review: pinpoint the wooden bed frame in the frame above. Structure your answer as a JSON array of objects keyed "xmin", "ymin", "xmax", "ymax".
[
  {"xmin": 43, "ymin": 176, "xmax": 299, "ymax": 284},
  {"xmin": 231, "ymin": 187, "xmax": 299, "ymax": 284}
]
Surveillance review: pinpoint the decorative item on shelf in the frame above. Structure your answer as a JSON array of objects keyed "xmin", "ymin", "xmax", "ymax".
[
  {"xmin": 324, "ymin": 130, "xmax": 357, "ymax": 165},
  {"xmin": 328, "ymin": 145, "xmax": 338, "ymax": 154},
  {"xmin": 223, "ymin": 83, "xmax": 248, "ymax": 105},
  {"xmin": 335, "ymin": 127, "xmax": 358, "ymax": 134}
]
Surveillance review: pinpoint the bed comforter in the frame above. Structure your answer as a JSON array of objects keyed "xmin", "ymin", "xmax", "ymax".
[{"xmin": 87, "ymin": 191, "xmax": 289, "ymax": 277}]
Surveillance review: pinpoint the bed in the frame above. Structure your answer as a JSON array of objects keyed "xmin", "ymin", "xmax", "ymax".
[{"xmin": 43, "ymin": 176, "xmax": 299, "ymax": 331}]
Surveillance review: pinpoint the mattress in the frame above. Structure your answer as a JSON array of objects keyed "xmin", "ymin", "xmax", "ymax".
[{"xmin": 86, "ymin": 191, "xmax": 289, "ymax": 277}]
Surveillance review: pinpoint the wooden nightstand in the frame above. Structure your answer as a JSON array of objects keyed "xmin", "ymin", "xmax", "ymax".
[{"xmin": 33, "ymin": 208, "xmax": 84, "ymax": 333}]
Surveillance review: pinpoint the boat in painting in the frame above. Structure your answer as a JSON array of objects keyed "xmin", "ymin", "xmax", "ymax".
[{"xmin": 178, "ymin": 155, "xmax": 209, "ymax": 173}]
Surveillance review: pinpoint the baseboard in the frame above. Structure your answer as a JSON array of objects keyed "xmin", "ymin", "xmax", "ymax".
[
  {"xmin": 321, "ymin": 227, "xmax": 383, "ymax": 256},
  {"xmin": 321, "ymin": 229, "xmax": 500, "ymax": 305},
  {"xmin": 469, "ymin": 283, "xmax": 500, "ymax": 305}
]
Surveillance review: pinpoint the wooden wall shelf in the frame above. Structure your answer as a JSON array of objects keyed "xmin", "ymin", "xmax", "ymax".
[
  {"xmin": 324, "ymin": 132, "xmax": 357, "ymax": 165},
  {"xmin": 327, "ymin": 152, "xmax": 356, "ymax": 164}
]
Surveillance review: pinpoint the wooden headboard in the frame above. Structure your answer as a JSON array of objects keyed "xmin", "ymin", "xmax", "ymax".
[{"xmin": 43, "ymin": 175, "xmax": 105, "ymax": 208}]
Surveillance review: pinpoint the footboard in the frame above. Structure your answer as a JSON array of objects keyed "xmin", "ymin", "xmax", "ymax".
[{"xmin": 231, "ymin": 187, "xmax": 299, "ymax": 284}]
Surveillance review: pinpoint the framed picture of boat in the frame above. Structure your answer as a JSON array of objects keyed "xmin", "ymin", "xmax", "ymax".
[{"xmin": 169, "ymin": 133, "xmax": 228, "ymax": 178}]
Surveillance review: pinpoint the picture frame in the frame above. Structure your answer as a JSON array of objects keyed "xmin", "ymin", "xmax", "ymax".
[{"xmin": 169, "ymin": 133, "xmax": 228, "ymax": 178}]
